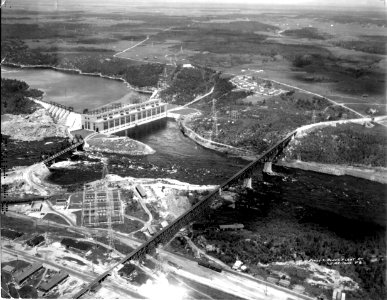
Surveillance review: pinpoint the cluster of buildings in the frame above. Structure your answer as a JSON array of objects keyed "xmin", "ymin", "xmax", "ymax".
[
  {"xmin": 2, "ymin": 263, "xmax": 69, "ymax": 294},
  {"xmin": 230, "ymin": 75, "xmax": 286, "ymax": 96}
]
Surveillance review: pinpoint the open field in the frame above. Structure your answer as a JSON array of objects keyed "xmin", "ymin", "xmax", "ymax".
[{"xmin": 42, "ymin": 213, "xmax": 71, "ymax": 225}]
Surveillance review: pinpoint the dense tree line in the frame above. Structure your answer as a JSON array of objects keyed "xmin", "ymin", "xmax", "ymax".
[
  {"xmin": 160, "ymin": 65, "xmax": 216, "ymax": 104},
  {"xmin": 289, "ymin": 123, "xmax": 387, "ymax": 167},
  {"xmin": 2, "ymin": 39, "xmax": 164, "ymax": 88},
  {"xmin": 283, "ymin": 27, "xmax": 327, "ymax": 40},
  {"xmin": 1, "ymin": 78, "xmax": 43, "ymax": 115},
  {"xmin": 333, "ymin": 39, "xmax": 386, "ymax": 55}
]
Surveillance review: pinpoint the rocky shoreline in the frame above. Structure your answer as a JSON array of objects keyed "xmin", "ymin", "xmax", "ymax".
[
  {"xmin": 277, "ymin": 160, "xmax": 387, "ymax": 184},
  {"xmin": 86, "ymin": 135, "xmax": 155, "ymax": 156}
]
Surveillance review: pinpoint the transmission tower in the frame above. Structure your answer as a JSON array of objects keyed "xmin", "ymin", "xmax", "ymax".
[
  {"xmin": 211, "ymin": 99, "xmax": 218, "ymax": 140},
  {"xmin": 311, "ymin": 110, "xmax": 316, "ymax": 123},
  {"xmin": 102, "ymin": 160, "xmax": 109, "ymax": 180},
  {"xmin": 106, "ymin": 188, "xmax": 116, "ymax": 255},
  {"xmin": 45, "ymin": 220, "xmax": 50, "ymax": 246}
]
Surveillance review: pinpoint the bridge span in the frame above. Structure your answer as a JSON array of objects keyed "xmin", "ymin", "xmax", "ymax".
[{"xmin": 73, "ymin": 130, "xmax": 297, "ymax": 299}]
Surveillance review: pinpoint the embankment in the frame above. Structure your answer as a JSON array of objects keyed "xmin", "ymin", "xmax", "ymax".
[
  {"xmin": 277, "ymin": 160, "xmax": 387, "ymax": 184},
  {"xmin": 179, "ymin": 120, "xmax": 254, "ymax": 158}
]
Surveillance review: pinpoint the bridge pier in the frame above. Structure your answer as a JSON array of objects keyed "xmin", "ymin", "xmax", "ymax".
[
  {"xmin": 263, "ymin": 161, "xmax": 273, "ymax": 174},
  {"xmin": 243, "ymin": 177, "xmax": 252, "ymax": 189}
]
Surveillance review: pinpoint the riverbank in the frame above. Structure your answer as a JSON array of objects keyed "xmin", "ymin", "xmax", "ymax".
[
  {"xmin": 277, "ymin": 160, "xmax": 387, "ymax": 184},
  {"xmin": 2, "ymin": 63, "xmax": 154, "ymax": 95},
  {"xmin": 179, "ymin": 118, "xmax": 255, "ymax": 159}
]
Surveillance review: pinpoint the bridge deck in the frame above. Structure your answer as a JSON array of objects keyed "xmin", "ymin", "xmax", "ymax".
[{"xmin": 42, "ymin": 141, "xmax": 84, "ymax": 165}]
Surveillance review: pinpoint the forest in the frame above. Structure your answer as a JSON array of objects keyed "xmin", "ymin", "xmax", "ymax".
[
  {"xmin": 160, "ymin": 65, "xmax": 216, "ymax": 104},
  {"xmin": 288, "ymin": 123, "xmax": 387, "ymax": 167},
  {"xmin": 1, "ymin": 78, "xmax": 43, "ymax": 115},
  {"xmin": 192, "ymin": 187, "xmax": 386, "ymax": 300}
]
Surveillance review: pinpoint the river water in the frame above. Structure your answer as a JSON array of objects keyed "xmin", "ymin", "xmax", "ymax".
[{"xmin": 2, "ymin": 67, "xmax": 386, "ymax": 228}]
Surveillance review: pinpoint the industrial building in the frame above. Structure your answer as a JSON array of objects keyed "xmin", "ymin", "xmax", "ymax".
[
  {"xmin": 38, "ymin": 271, "xmax": 69, "ymax": 292},
  {"xmin": 13, "ymin": 262, "xmax": 43, "ymax": 284},
  {"xmin": 31, "ymin": 201, "xmax": 43, "ymax": 212},
  {"xmin": 135, "ymin": 185, "xmax": 147, "ymax": 198},
  {"xmin": 61, "ymin": 238, "xmax": 93, "ymax": 252},
  {"xmin": 26, "ymin": 235, "xmax": 45, "ymax": 247},
  {"xmin": 81, "ymin": 99, "xmax": 167, "ymax": 133}
]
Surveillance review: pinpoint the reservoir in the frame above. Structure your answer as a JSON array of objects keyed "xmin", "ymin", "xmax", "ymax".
[{"xmin": 1, "ymin": 66, "xmax": 134, "ymax": 112}]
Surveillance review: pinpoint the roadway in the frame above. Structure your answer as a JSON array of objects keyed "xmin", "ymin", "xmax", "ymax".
[
  {"xmin": 113, "ymin": 36, "xmax": 150, "ymax": 59},
  {"xmin": 157, "ymin": 249, "xmax": 314, "ymax": 300}
]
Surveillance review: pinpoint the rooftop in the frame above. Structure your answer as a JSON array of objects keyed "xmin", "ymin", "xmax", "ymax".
[
  {"xmin": 2, "ymin": 265, "xmax": 15, "ymax": 273},
  {"xmin": 39, "ymin": 271, "xmax": 69, "ymax": 292},
  {"xmin": 13, "ymin": 262, "xmax": 43, "ymax": 284}
]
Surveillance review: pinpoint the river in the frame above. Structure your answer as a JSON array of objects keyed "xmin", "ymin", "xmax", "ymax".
[{"xmin": 2, "ymin": 67, "xmax": 386, "ymax": 228}]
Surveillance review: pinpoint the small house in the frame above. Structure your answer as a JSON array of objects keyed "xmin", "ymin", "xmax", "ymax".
[
  {"xmin": 118, "ymin": 264, "xmax": 136, "ymax": 279},
  {"xmin": 267, "ymin": 276, "xmax": 279, "ymax": 284},
  {"xmin": 55, "ymin": 199, "xmax": 67, "ymax": 207},
  {"xmin": 232, "ymin": 260, "xmax": 243, "ymax": 270},
  {"xmin": 278, "ymin": 279, "xmax": 290, "ymax": 288}
]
